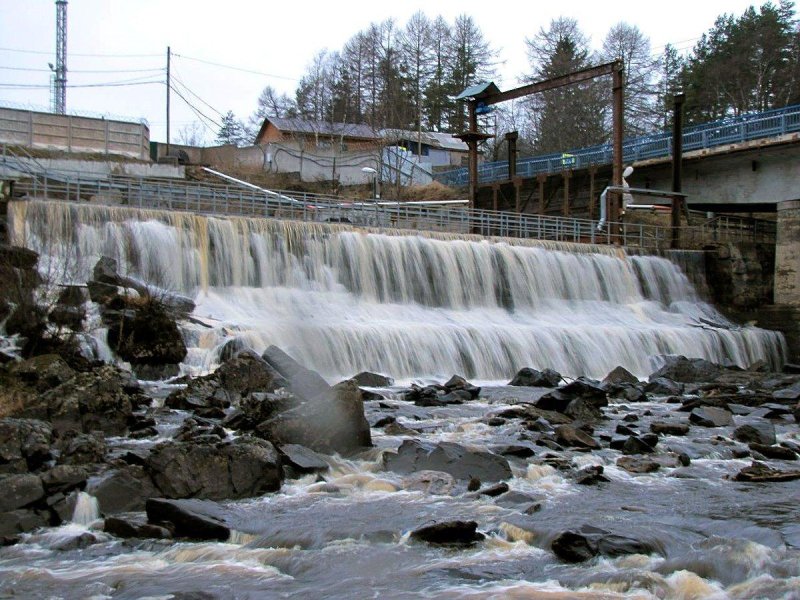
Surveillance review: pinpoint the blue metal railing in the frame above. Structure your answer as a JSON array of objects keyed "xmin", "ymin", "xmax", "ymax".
[{"xmin": 435, "ymin": 103, "xmax": 800, "ymax": 186}]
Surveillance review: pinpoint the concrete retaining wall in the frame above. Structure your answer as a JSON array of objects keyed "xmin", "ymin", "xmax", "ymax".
[
  {"xmin": 0, "ymin": 107, "xmax": 149, "ymax": 160},
  {"xmin": 775, "ymin": 199, "xmax": 800, "ymax": 306}
]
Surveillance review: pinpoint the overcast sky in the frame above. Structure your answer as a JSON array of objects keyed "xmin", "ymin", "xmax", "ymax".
[{"xmin": 0, "ymin": 0, "xmax": 778, "ymax": 143}]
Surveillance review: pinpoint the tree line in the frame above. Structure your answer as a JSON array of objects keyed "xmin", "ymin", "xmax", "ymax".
[{"xmin": 212, "ymin": 2, "xmax": 799, "ymax": 160}]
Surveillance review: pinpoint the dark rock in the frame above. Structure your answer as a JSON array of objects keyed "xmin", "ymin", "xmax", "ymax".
[
  {"xmin": 410, "ymin": 520, "xmax": 484, "ymax": 545},
  {"xmin": 622, "ymin": 436, "xmax": 657, "ymax": 455},
  {"xmin": 402, "ymin": 471, "xmax": 456, "ymax": 495},
  {"xmin": 474, "ymin": 482, "xmax": 509, "ymax": 497},
  {"xmin": 87, "ymin": 465, "xmax": 158, "ymax": 514},
  {"xmin": 467, "ymin": 477, "xmax": 481, "ymax": 491},
  {"xmin": 783, "ymin": 363, "xmax": 800, "ymax": 374},
  {"xmin": 732, "ymin": 461, "xmax": 800, "ymax": 482},
  {"xmin": 0, "ymin": 245, "xmax": 39, "ymax": 270},
  {"xmin": 649, "ymin": 355, "xmax": 722, "ymax": 383},
  {"xmin": 0, "ymin": 508, "xmax": 48, "ymax": 538},
  {"xmin": 262, "ymin": 345, "xmax": 330, "ymax": 401},
  {"xmin": 0, "ymin": 418, "xmax": 52, "ymax": 474},
  {"xmin": 689, "ymin": 406, "xmax": 734, "ymax": 428},
  {"xmin": 650, "ymin": 422, "xmax": 689, "ymax": 436},
  {"xmin": 620, "ymin": 386, "xmax": 648, "ymax": 403},
  {"xmin": 617, "ymin": 456, "xmax": 661, "ymax": 474},
  {"xmin": 215, "ymin": 350, "xmax": 283, "ymax": 396},
  {"xmin": 509, "ymin": 367, "xmax": 562, "ymax": 388},
  {"xmin": 57, "ymin": 431, "xmax": 107, "ymax": 465},
  {"xmin": 106, "ymin": 298, "xmax": 187, "ymax": 367},
  {"xmin": 360, "ymin": 389, "xmax": 386, "ymax": 401},
  {"xmin": 773, "ymin": 382, "xmax": 800, "ymax": 401},
  {"xmin": 104, "ymin": 516, "xmax": 171, "ymax": 540},
  {"xmin": 384, "ymin": 421, "xmax": 418, "ymax": 436},
  {"xmin": 383, "ymin": 440, "xmax": 512, "ymax": 482},
  {"xmin": 603, "ymin": 366, "xmax": 639, "ymax": 385},
  {"xmin": 146, "ymin": 498, "xmax": 230, "ymax": 541},
  {"xmin": 733, "ymin": 423, "xmax": 776, "ymax": 446},
  {"xmin": 173, "ymin": 417, "xmax": 227, "ymax": 443},
  {"xmin": 749, "ymin": 443, "xmax": 797, "ymax": 461},
  {"xmin": 40, "ymin": 465, "xmax": 87, "ymax": 494},
  {"xmin": 351, "ymin": 372, "xmax": 394, "ymax": 387},
  {"xmin": 442, "ymin": 375, "xmax": 481, "ymax": 399},
  {"xmin": 490, "ymin": 444, "xmax": 535, "ymax": 458},
  {"xmin": 551, "ymin": 531, "xmax": 597, "ymax": 562},
  {"xmin": 644, "ymin": 377, "xmax": 684, "ymax": 396},
  {"xmin": 616, "ymin": 424, "xmax": 637, "ymax": 436},
  {"xmin": 537, "ymin": 378, "xmax": 607, "ymax": 414},
  {"xmin": 573, "ymin": 465, "xmax": 609, "ymax": 485},
  {"xmin": 146, "ymin": 437, "xmax": 281, "ymax": 500},
  {"xmin": 0, "ymin": 474, "xmax": 44, "ymax": 511},
  {"xmin": 554, "ymin": 425, "xmax": 600, "ymax": 450},
  {"xmin": 278, "ymin": 444, "xmax": 329, "ymax": 473},
  {"xmin": 257, "ymin": 380, "xmax": 371, "ymax": 455},
  {"xmin": 11, "ymin": 354, "xmax": 75, "ymax": 391},
  {"xmin": 564, "ymin": 397, "xmax": 603, "ymax": 422},
  {"xmin": 486, "ymin": 417, "xmax": 506, "ymax": 427}
]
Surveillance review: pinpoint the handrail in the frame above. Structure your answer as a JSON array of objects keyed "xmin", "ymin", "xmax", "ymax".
[
  {"xmin": 13, "ymin": 176, "xmax": 775, "ymax": 250},
  {"xmin": 435, "ymin": 103, "xmax": 800, "ymax": 185}
]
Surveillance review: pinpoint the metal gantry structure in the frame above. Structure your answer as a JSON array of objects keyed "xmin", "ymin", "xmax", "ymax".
[{"xmin": 53, "ymin": 0, "xmax": 68, "ymax": 115}]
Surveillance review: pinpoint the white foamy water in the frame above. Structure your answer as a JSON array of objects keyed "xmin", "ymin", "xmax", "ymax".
[{"xmin": 9, "ymin": 200, "xmax": 786, "ymax": 380}]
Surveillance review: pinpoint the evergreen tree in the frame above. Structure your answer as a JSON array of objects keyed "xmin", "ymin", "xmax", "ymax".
[{"xmin": 216, "ymin": 110, "xmax": 247, "ymax": 146}]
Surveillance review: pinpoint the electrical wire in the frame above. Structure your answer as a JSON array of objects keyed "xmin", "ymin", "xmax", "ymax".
[
  {"xmin": 170, "ymin": 70, "xmax": 225, "ymax": 118},
  {"xmin": 171, "ymin": 52, "xmax": 298, "ymax": 81},
  {"xmin": 0, "ymin": 80, "xmax": 162, "ymax": 90},
  {"xmin": 0, "ymin": 47, "xmax": 161, "ymax": 58},
  {"xmin": 0, "ymin": 65, "xmax": 164, "ymax": 74}
]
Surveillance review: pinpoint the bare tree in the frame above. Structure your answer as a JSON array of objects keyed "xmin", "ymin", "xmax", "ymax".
[
  {"xmin": 401, "ymin": 11, "xmax": 434, "ymax": 152},
  {"xmin": 177, "ymin": 121, "xmax": 206, "ymax": 147}
]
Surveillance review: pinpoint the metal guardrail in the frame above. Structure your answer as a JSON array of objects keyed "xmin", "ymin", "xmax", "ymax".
[
  {"xmin": 14, "ymin": 175, "xmax": 775, "ymax": 250},
  {"xmin": 435, "ymin": 103, "xmax": 800, "ymax": 186}
]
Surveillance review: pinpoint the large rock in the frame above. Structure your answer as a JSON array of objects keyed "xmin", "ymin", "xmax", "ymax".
[
  {"xmin": 554, "ymin": 425, "xmax": 600, "ymax": 450},
  {"xmin": 57, "ymin": 431, "xmax": 107, "ymax": 465},
  {"xmin": 552, "ymin": 525, "xmax": 659, "ymax": 563},
  {"xmin": 689, "ymin": 406, "xmax": 734, "ymax": 428},
  {"xmin": 649, "ymin": 355, "xmax": 722, "ymax": 383},
  {"xmin": 352, "ymin": 371, "xmax": 394, "ymax": 387},
  {"xmin": 16, "ymin": 365, "xmax": 137, "ymax": 436},
  {"xmin": 733, "ymin": 423, "xmax": 776, "ymax": 446},
  {"xmin": 88, "ymin": 465, "xmax": 159, "ymax": 514},
  {"xmin": 0, "ymin": 508, "xmax": 48, "ymax": 539},
  {"xmin": 509, "ymin": 367, "xmax": 562, "ymax": 388},
  {"xmin": 106, "ymin": 300, "xmax": 187, "ymax": 367},
  {"xmin": 383, "ymin": 440, "xmax": 512, "ymax": 482},
  {"xmin": 0, "ymin": 474, "xmax": 44, "ymax": 512},
  {"xmin": 262, "ymin": 345, "xmax": 330, "ymax": 401},
  {"xmin": 40, "ymin": 465, "xmax": 87, "ymax": 495},
  {"xmin": 257, "ymin": 380, "xmax": 371, "ymax": 455},
  {"xmin": 603, "ymin": 366, "xmax": 639, "ymax": 385},
  {"xmin": 732, "ymin": 461, "xmax": 800, "ymax": 482},
  {"xmin": 410, "ymin": 520, "xmax": 484, "ymax": 545},
  {"xmin": 0, "ymin": 418, "xmax": 53, "ymax": 474},
  {"xmin": 146, "ymin": 498, "xmax": 230, "ymax": 541},
  {"xmin": 215, "ymin": 350, "xmax": 284, "ymax": 396},
  {"xmin": 146, "ymin": 437, "xmax": 282, "ymax": 500},
  {"xmin": 536, "ymin": 379, "xmax": 607, "ymax": 414}
]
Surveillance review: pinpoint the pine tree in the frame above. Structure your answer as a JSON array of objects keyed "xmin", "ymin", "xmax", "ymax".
[{"xmin": 216, "ymin": 110, "xmax": 247, "ymax": 146}]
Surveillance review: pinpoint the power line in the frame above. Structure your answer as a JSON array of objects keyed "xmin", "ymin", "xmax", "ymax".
[
  {"xmin": 0, "ymin": 46, "xmax": 161, "ymax": 58},
  {"xmin": 0, "ymin": 80, "xmax": 162, "ymax": 90},
  {"xmin": 170, "ymin": 71, "xmax": 225, "ymax": 118},
  {"xmin": 169, "ymin": 85, "xmax": 222, "ymax": 131},
  {"xmin": 172, "ymin": 52, "xmax": 298, "ymax": 82},
  {"xmin": 0, "ymin": 65, "xmax": 164, "ymax": 74}
]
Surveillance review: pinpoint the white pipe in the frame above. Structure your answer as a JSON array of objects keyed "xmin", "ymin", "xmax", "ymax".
[{"xmin": 597, "ymin": 187, "xmax": 609, "ymax": 231}]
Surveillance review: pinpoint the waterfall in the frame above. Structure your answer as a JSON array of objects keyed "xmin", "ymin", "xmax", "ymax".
[
  {"xmin": 71, "ymin": 491, "xmax": 100, "ymax": 526},
  {"xmin": 9, "ymin": 200, "xmax": 786, "ymax": 380}
]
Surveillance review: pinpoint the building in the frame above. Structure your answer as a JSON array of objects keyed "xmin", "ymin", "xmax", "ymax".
[
  {"xmin": 381, "ymin": 129, "xmax": 469, "ymax": 168},
  {"xmin": 254, "ymin": 116, "xmax": 381, "ymax": 151}
]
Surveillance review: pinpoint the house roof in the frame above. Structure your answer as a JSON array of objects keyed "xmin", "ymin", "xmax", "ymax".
[
  {"xmin": 381, "ymin": 129, "xmax": 468, "ymax": 152},
  {"xmin": 256, "ymin": 116, "xmax": 381, "ymax": 142}
]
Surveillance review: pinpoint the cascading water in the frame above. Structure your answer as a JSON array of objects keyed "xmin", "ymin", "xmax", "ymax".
[{"xmin": 9, "ymin": 200, "xmax": 786, "ymax": 380}]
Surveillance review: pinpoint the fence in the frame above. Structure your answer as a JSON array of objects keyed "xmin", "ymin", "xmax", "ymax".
[
  {"xmin": 0, "ymin": 106, "xmax": 150, "ymax": 160},
  {"xmin": 436, "ymin": 103, "xmax": 800, "ymax": 186},
  {"xmin": 14, "ymin": 174, "xmax": 776, "ymax": 250}
]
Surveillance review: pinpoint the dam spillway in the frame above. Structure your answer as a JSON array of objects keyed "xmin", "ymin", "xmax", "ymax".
[{"xmin": 8, "ymin": 200, "xmax": 786, "ymax": 380}]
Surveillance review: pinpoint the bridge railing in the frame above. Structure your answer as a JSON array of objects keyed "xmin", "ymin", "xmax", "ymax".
[
  {"xmin": 435, "ymin": 103, "xmax": 800, "ymax": 186},
  {"xmin": 15, "ymin": 176, "xmax": 775, "ymax": 250}
]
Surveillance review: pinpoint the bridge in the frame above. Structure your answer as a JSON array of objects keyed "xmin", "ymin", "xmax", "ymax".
[{"xmin": 435, "ymin": 104, "xmax": 800, "ymax": 214}]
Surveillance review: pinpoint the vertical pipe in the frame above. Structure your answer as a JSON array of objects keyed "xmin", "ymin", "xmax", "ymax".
[
  {"xmin": 166, "ymin": 46, "xmax": 171, "ymax": 158},
  {"xmin": 671, "ymin": 93, "xmax": 685, "ymax": 249},
  {"xmin": 611, "ymin": 61, "xmax": 624, "ymax": 242},
  {"xmin": 468, "ymin": 102, "xmax": 478, "ymax": 209}
]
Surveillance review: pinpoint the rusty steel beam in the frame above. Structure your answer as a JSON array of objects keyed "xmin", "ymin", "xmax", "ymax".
[
  {"xmin": 609, "ymin": 63, "xmax": 624, "ymax": 242},
  {"xmin": 671, "ymin": 93, "xmax": 686, "ymax": 249},
  {"xmin": 483, "ymin": 61, "xmax": 621, "ymax": 106}
]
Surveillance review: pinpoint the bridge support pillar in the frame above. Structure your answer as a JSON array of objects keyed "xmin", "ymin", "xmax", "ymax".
[
  {"xmin": 775, "ymin": 199, "xmax": 800, "ymax": 306},
  {"xmin": 562, "ymin": 171, "xmax": 572, "ymax": 217},
  {"xmin": 537, "ymin": 175, "xmax": 547, "ymax": 214}
]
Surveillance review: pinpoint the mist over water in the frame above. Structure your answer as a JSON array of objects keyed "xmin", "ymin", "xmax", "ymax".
[{"xmin": 9, "ymin": 200, "xmax": 785, "ymax": 379}]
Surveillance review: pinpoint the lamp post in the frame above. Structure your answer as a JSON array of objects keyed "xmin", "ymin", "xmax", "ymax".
[{"xmin": 361, "ymin": 167, "xmax": 378, "ymax": 200}]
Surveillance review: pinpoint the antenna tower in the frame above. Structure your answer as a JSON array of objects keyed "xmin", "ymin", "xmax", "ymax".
[{"xmin": 54, "ymin": 0, "xmax": 68, "ymax": 114}]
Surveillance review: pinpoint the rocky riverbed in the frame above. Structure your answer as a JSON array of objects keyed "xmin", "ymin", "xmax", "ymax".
[{"xmin": 1, "ymin": 343, "xmax": 799, "ymax": 599}]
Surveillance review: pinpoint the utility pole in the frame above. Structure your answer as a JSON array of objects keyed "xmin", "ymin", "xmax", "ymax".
[
  {"xmin": 54, "ymin": 0, "xmax": 67, "ymax": 114},
  {"xmin": 166, "ymin": 46, "xmax": 171, "ymax": 157}
]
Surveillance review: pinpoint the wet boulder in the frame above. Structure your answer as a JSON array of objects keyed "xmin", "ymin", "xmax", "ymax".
[
  {"xmin": 616, "ymin": 456, "xmax": 661, "ymax": 474},
  {"xmin": 649, "ymin": 355, "xmax": 722, "ymax": 383},
  {"xmin": 603, "ymin": 366, "xmax": 639, "ymax": 385},
  {"xmin": 644, "ymin": 377, "xmax": 684, "ymax": 396},
  {"xmin": 509, "ymin": 367, "xmax": 562, "ymax": 388},
  {"xmin": 145, "ymin": 498, "xmax": 230, "ymax": 541},
  {"xmin": 278, "ymin": 444, "xmax": 329, "ymax": 474},
  {"xmin": 621, "ymin": 435, "xmax": 658, "ymax": 455},
  {"xmin": 536, "ymin": 378, "xmax": 607, "ymax": 414},
  {"xmin": 442, "ymin": 375, "xmax": 481, "ymax": 399},
  {"xmin": 40, "ymin": 465, "xmax": 87, "ymax": 495},
  {"xmin": 257, "ymin": 380, "xmax": 371, "ymax": 456},
  {"xmin": 689, "ymin": 406, "xmax": 734, "ymax": 428},
  {"xmin": 772, "ymin": 382, "xmax": 800, "ymax": 402},
  {"xmin": 733, "ymin": 422, "xmax": 776, "ymax": 446},
  {"xmin": 0, "ymin": 474, "xmax": 44, "ymax": 512},
  {"xmin": 262, "ymin": 345, "xmax": 330, "ymax": 402},
  {"xmin": 106, "ymin": 299, "xmax": 187, "ymax": 370},
  {"xmin": 87, "ymin": 465, "xmax": 159, "ymax": 514},
  {"xmin": 650, "ymin": 422, "xmax": 690, "ymax": 437},
  {"xmin": 0, "ymin": 508, "xmax": 49, "ymax": 540},
  {"xmin": 146, "ymin": 436, "xmax": 282, "ymax": 500},
  {"xmin": 56, "ymin": 431, "xmax": 107, "ymax": 466},
  {"xmin": 384, "ymin": 440, "xmax": 512, "ymax": 482},
  {"xmin": 104, "ymin": 516, "xmax": 171, "ymax": 540},
  {"xmin": 410, "ymin": 520, "xmax": 484, "ymax": 546},
  {"xmin": 732, "ymin": 461, "xmax": 800, "ymax": 482},
  {"xmin": 749, "ymin": 443, "xmax": 797, "ymax": 461},
  {"xmin": 0, "ymin": 418, "xmax": 53, "ymax": 474},
  {"xmin": 554, "ymin": 425, "xmax": 600, "ymax": 450},
  {"xmin": 352, "ymin": 371, "xmax": 394, "ymax": 387}
]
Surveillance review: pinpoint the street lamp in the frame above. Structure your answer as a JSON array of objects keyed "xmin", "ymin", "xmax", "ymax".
[{"xmin": 361, "ymin": 167, "xmax": 378, "ymax": 200}]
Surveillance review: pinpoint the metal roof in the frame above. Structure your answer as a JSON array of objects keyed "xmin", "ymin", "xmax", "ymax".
[
  {"xmin": 263, "ymin": 116, "xmax": 381, "ymax": 140},
  {"xmin": 381, "ymin": 129, "xmax": 468, "ymax": 152},
  {"xmin": 454, "ymin": 81, "xmax": 500, "ymax": 101}
]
